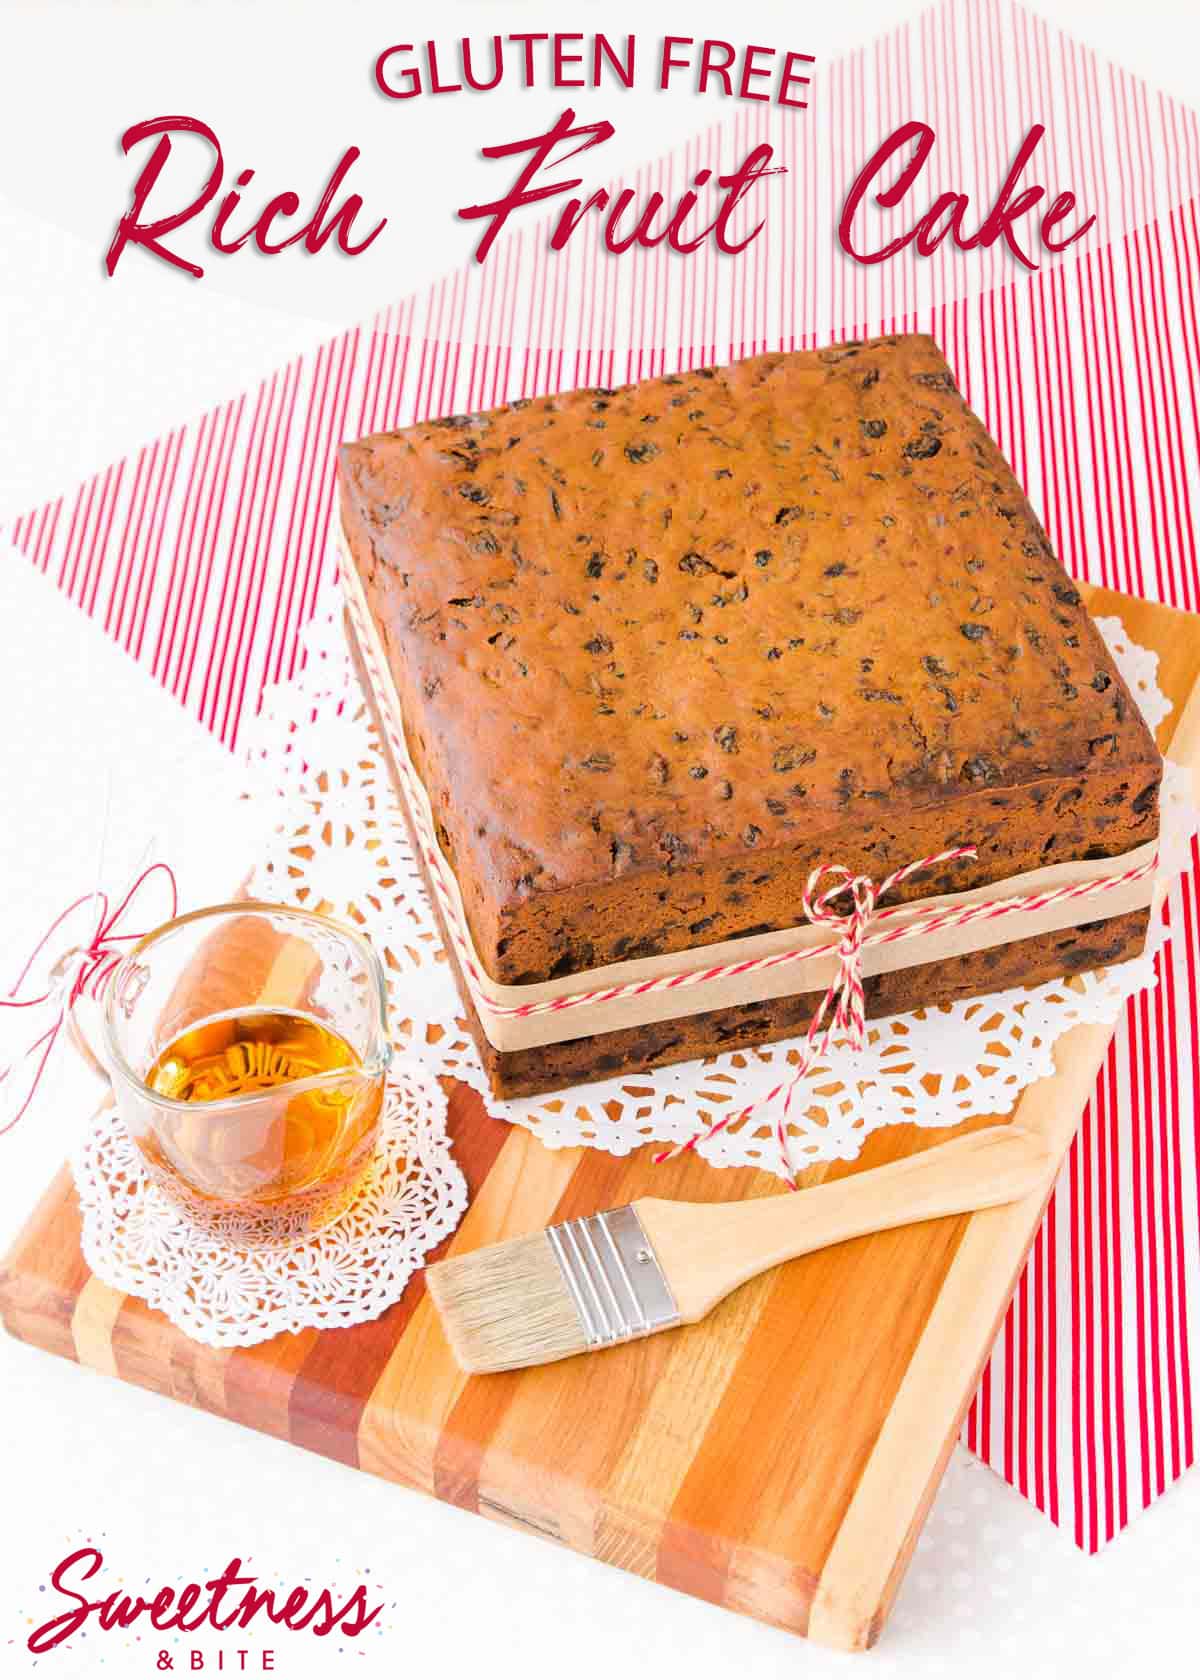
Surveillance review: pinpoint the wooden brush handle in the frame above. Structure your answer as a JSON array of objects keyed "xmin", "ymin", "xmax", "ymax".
[{"xmin": 634, "ymin": 1125, "xmax": 1055, "ymax": 1324}]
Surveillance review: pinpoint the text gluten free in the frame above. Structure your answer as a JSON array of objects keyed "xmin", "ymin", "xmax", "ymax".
[{"xmin": 373, "ymin": 34, "xmax": 815, "ymax": 108}]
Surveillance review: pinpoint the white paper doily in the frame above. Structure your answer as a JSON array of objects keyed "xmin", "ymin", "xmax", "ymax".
[
  {"xmin": 71, "ymin": 1061, "xmax": 468, "ymax": 1347},
  {"xmin": 240, "ymin": 591, "xmax": 1197, "ymax": 1178}
]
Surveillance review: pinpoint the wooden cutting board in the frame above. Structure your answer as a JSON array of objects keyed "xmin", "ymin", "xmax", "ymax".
[{"xmin": 3, "ymin": 584, "xmax": 1199, "ymax": 1652}]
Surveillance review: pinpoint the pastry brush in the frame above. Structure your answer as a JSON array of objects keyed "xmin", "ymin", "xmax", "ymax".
[{"xmin": 426, "ymin": 1124, "xmax": 1053, "ymax": 1374}]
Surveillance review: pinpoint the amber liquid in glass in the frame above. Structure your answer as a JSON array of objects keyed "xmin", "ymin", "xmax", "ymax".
[{"xmin": 139, "ymin": 1008, "xmax": 382, "ymax": 1230}]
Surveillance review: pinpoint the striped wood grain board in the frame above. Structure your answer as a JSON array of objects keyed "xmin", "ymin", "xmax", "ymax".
[{"xmin": 2, "ymin": 584, "xmax": 1198, "ymax": 1652}]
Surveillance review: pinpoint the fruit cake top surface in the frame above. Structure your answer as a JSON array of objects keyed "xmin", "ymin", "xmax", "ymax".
[{"xmin": 338, "ymin": 333, "xmax": 1158, "ymax": 919}]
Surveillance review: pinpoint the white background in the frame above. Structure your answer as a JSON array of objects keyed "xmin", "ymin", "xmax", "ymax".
[{"xmin": 2, "ymin": 2, "xmax": 1199, "ymax": 1677}]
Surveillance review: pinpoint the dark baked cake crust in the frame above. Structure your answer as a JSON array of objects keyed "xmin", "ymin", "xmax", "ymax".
[{"xmin": 339, "ymin": 334, "xmax": 1161, "ymax": 989}]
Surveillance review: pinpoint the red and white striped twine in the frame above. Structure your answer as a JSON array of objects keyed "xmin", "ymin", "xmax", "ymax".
[
  {"xmin": 652, "ymin": 844, "xmax": 1159, "ymax": 1187},
  {"xmin": 653, "ymin": 850, "xmax": 977, "ymax": 1188}
]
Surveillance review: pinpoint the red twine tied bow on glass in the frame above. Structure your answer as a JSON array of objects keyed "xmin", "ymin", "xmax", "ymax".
[
  {"xmin": 0, "ymin": 863, "xmax": 178, "ymax": 1135},
  {"xmin": 654, "ymin": 846, "xmax": 979, "ymax": 1189}
]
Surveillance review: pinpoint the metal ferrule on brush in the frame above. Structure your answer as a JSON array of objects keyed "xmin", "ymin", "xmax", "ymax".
[{"xmin": 545, "ymin": 1206, "xmax": 681, "ymax": 1349}]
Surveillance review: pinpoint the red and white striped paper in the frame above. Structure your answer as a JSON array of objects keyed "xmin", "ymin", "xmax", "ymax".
[{"xmin": 4, "ymin": 0, "xmax": 1199, "ymax": 1551}]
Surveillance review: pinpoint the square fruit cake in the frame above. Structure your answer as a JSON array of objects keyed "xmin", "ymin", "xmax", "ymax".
[{"xmin": 338, "ymin": 333, "xmax": 1161, "ymax": 1097}]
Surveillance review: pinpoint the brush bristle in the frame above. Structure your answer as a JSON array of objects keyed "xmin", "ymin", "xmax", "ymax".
[{"xmin": 426, "ymin": 1231, "xmax": 588, "ymax": 1374}]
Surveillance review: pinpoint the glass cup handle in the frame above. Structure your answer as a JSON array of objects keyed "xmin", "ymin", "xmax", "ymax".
[
  {"xmin": 67, "ymin": 954, "xmax": 152, "ymax": 1090},
  {"xmin": 47, "ymin": 952, "xmax": 113, "ymax": 1089},
  {"xmin": 66, "ymin": 997, "xmax": 111, "ymax": 1087}
]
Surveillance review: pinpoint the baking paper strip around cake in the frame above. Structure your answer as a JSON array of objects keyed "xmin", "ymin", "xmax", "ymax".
[{"xmin": 337, "ymin": 531, "xmax": 1160, "ymax": 1054}]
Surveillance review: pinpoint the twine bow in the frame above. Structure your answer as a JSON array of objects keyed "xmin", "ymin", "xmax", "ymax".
[
  {"xmin": 654, "ymin": 846, "xmax": 978, "ymax": 1188},
  {"xmin": 0, "ymin": 863, "xmax": 178, "ymax": 1135}
]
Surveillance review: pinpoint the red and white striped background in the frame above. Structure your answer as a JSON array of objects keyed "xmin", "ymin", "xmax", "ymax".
[{"xmin": 4, "ymin": 0, "xmax": 1199, "ymax": 1550}]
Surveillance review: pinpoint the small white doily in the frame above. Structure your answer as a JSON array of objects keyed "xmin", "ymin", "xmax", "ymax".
[
  {"xmin": 70, "ymin": 1062, "xmax": 468, "ymax": 1347},
  {"xmin": 240, "ymin": 589, "xmax": 1198, "ymax": 1179}
]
